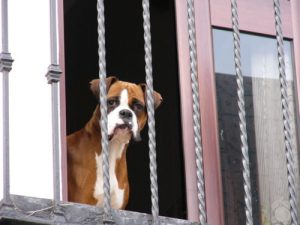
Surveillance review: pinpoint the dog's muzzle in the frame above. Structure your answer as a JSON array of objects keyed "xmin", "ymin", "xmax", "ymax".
[
  {"xmin": 108, "ymin": 108, "xmax": 141, "ymax": 142},
  {"xmin": 119, "ymin": 109, "xmax": 133, "ymax": 123}
]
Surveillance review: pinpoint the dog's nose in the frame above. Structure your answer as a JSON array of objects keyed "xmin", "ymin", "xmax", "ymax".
[{"xmin": 119, "ymin": 109, "xmax": 133, "ymax": 119}]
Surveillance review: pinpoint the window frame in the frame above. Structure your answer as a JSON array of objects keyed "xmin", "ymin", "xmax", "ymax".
[
  {"xmin": 291, "ymin": 0, "xmax": 300, "ymax": 132},
  {"xmin": 174, "ymin": 0, "xmax": 299, "ymax": 225},
  {"xmin": 175, "ymin": 1, "xmax": 224, "ymax": 224}
]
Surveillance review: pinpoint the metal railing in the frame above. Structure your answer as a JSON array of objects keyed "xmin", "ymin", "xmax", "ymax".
[
  {"xmin": 273, "ymin": 0, "xmax": 298, "ymax": 224},
  {"xmin": 1, "ymin": 0, "xmax": 13, "ymax": 206},
  {"xmin": 0, "ymin": 0, "xmax": 207, "ymax": 224},
  {"xmin": 228, "ymin": 0, "xmax": 299, "ymax": 224},
  {"xmin": 1, "ymin": 0, "xmax": 297, "ymax": 224},
  {"xmin": 46, "ymin": 0, "xmax": 63, "ymax": 206},
  {"xmin": 230, "ymin": 1, "xmax": 253, "ymax": 225},
  {"xmin": 186, "ymin": 0, "xmax": 206, "ymax": 224}
]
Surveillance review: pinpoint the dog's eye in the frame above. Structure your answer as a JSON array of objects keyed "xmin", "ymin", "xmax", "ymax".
[
  {"xmin": 107, "ymin": 99, "xmax": 119, "ymax": 107},
  {"xmin": 132, "ymin": 102, "xmax": 144, "ymax": 112}
]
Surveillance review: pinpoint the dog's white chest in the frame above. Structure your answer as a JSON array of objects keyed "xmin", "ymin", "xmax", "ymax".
[{"xmin": 93, "ymin": 141, "xmax": 125, "ymax": 209}]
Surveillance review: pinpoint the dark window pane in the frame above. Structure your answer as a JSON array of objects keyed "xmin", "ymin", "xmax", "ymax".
[{"xmin": 213, "ymin": 29, "xmax": 299, "ymax": 225}]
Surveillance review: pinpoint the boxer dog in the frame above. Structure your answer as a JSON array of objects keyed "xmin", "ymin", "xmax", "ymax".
[{"xmin": 67, "ymin": 76, "xmax": 162, "ymax": 209}]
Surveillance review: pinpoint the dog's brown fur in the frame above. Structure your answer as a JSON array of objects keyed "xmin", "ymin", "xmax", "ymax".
[{"xmin": 67, "ymin": 76, "xmax": 162, "ymax": 209}]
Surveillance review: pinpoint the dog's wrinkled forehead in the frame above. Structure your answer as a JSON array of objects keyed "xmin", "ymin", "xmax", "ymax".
[{"xmin": 107, "ymin": 81, "xmax": 145, "ymax": 104}]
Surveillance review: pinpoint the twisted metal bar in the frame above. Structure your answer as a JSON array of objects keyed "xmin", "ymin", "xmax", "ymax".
[
  {"xmin": 186, "ymin": 0, "xmax": 206, "ymax": 224},
  {"xmin": 97, "ymin": 0, "xmax": 112, "ymax": 223},
  {"xmin": 230, "ymin": 1, "xmax": 253, "ymax": 225},
  {"xmin": 142, "ymin": 0, "xmax": 159, "ymax": 224},
  {"xmin": 1, "ymin": 0, "xmax": 14, "ymax": 205},
  {"xmin": 273, "ymin": 1, "xmax": 298, "ymax": 224}
]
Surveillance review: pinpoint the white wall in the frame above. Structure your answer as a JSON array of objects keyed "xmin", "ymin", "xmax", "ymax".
[{"xmin": 1, "ymin": 0, "xmax": 54, "ymax": 200}]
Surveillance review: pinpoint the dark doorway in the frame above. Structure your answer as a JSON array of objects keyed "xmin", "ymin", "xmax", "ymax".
[{"xmin": 64, "ymin": 0, "xmax": 186, "ymax": 219}]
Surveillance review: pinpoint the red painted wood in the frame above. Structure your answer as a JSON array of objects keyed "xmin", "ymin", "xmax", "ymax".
[
  {"xmin": 291, "ymin": 0, "xmax": 300, "ymax": 118},
  {"xmin": 175, "ymin": 0, "xmax": 199, "ymax": 221},
  {"xmin": 194, "ymin": 1, "xmax": 224, "ymax": 225},
  {"xmin": 175, "ymin": 1, "xmax": 224, "ymax": 224},
  {"xmin": 210, "ymin": 0, "xmax": 293, "ymax": 38}
]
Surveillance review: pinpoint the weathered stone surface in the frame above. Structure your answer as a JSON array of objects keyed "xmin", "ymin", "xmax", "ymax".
[{"xmin": 0, "ymin": 195, "xmax": 203, "ymax": 225}]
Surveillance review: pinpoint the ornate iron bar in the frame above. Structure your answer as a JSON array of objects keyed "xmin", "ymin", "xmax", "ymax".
[
  {"xmin": 273, "ymin": 0, "xmax": 298, "ymax": 224},
  {"xmin": 230, "ymin": 1, "xmax": 253, "ymax": 225},
  {"xmin": 186, "ymin": 0, "xmax": 206, "ymax": 224},
  {"xmin": 142, "ymin": 0, "xmax": 160, "ymax": 224},
  {"xmin": 1, "ymin": 0, "xmax": 14, "ymax": 205},
  {"xmin": 97, "ymin": 0, "xmax": 113, "ymax": 224},
  {"xmin": 45, "ymin": 0, "xmax": 62, "ymax": 205}
]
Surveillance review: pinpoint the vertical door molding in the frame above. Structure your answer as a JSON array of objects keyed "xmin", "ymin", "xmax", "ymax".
[
  {"xmin": 175, "ymin": 0, "xmax": 197, "ymax": 221},
  {"xmin": 291, "ymin": 0, "xmax": 300, "ymax": 117},
  {"xmin": 194, "ymin": 1, "xmax": 224, "ymax": 225},
  {"xmin": 175, "ymin": 1, "xmax": 224, "ymax": 224}
]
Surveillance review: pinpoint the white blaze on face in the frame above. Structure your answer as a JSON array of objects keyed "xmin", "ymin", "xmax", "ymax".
[
  {"xmin": 107, "ymin": 89, "xmax": 139, "ymax": 139},
  {"xmin": 120, "ymin": 89, "xmax": 128, "ymax": 105}
]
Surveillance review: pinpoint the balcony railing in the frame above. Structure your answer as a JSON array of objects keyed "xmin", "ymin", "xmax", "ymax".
[
  {"xmin": 0, "ymin": 0, "xmax": 206, "ymax": 224},
  {"xmin": 0, "ymin": 0, "xmax": 298, "ymax": 225}
]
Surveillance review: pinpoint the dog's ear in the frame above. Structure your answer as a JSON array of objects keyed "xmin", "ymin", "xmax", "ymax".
[
  {"xmin": 90, "ymin": 76, "xmax": 118, "ymax": 98},
  {"xmin": 139, "ymin": 83, "xmax": 163, "ymax": 109}
]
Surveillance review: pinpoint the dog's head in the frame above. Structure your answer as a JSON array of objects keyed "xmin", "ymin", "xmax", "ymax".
[{"xmin": 90, "ymin": 76, "xmax": 162, "ymax": 143}]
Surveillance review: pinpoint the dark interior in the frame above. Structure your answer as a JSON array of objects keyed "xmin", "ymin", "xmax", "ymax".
[{"xmin": 63, "ymin": 0, "xmax": 187, "ymax": 219}]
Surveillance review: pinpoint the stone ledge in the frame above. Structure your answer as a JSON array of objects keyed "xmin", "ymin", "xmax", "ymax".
[{"xmin": 0, "ymin": 195, "xmax": 203, "ymax": 225}]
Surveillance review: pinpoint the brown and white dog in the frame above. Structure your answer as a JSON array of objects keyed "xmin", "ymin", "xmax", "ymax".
[{"xmin": 67, "ymin": 76, "xmax": 162, "ymax": 209}]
